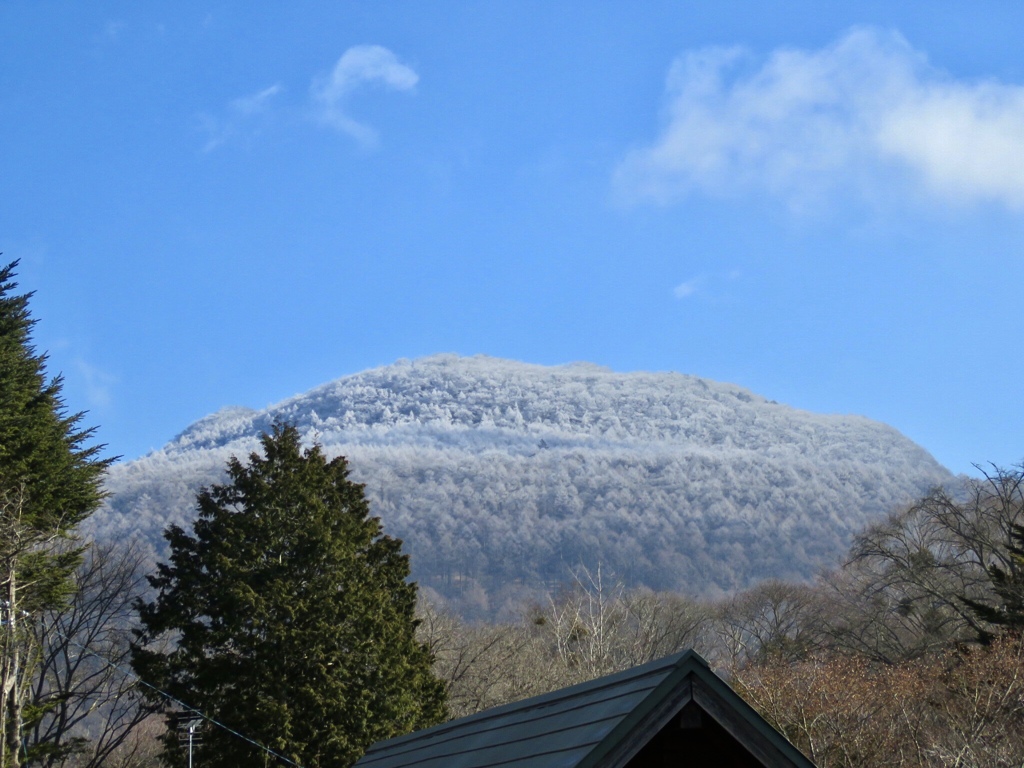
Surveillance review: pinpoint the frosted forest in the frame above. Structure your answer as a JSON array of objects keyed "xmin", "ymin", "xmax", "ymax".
[{"xmin": 96, "ymin": 354, "xmax": 952, "ymax": 617}]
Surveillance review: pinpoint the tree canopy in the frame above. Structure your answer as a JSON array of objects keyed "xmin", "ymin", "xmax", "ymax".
[
  {"xmin": 132, "ymin": 423, "xmax": 446, "ymax": 768},
  {"xmin": 0, "ymin": 260, "xmax": 110, "ymax": 605},
  {"xmin": 0, "ymin": 260, "xmax": 113, "ymax": 767}
]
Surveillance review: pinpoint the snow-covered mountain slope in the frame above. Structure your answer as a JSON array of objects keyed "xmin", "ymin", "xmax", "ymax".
[{"xmin": 96, "ymin": 355, "xmax": 951, "ymax": 615}]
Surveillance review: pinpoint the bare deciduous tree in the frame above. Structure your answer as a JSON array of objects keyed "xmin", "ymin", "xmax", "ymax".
[
  {"xmin": 715, "ymin": 580, "xmax": 826, "ymax": 669},
  {"xmin": 418, "ymin": 601, "xmax": 541, "ymax": 719},
  {"xmin": 25, "ymin": 542, "xmax": 152, "ymax": 767},
  {"xmin": 830, "ymin": 465, "xmax": 1024, "ymax": 660},
  {"xmin": 736, "ymin": 634, "xmax": 1024, "ymax": 768},
  {"xmin": 1, "ymin": 484, "xmax": 84, "ymax": 768},
  {"xmin": 927, "ymin": 634, "xmax": 1024, "ymax": 767},
  {"xmin": 421, "ymin": 567, "xmax": 714, "ymax": 717}
]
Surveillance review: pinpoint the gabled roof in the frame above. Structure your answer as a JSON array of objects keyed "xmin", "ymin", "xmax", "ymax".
[{"xmin": 354, "ymin": 650, "xmax": 815, "ymax": 768}]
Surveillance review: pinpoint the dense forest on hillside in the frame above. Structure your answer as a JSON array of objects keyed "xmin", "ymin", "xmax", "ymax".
[
  {"xmin": 29, "ymin": 459, "xmax": 1024, "ymax": 767},
  {"xmin": 421, "ymin": 464, "xmax": 1024, "ymax": 766},
  {"xmin": 95, "ymin": 355, "xmax": 951, "ymax": 615}
]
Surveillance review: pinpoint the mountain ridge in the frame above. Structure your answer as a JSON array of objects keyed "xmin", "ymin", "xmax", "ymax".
[{"xmin": 96, "ymin": 354, "xmax": 951, "ymax": 616}]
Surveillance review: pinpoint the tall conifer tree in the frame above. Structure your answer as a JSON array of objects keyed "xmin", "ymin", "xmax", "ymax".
[
  {"xmin": 0, "ymin": 261, "xmax": 112, "ymax": 767},
  {"xmin": 132, "ymin": 424, "xmax": 446, "ymax": 768}
]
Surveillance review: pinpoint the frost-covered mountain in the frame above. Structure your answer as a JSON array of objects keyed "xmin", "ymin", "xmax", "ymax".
[{"xmin": 97, "ymin": 354, "xmax": 951, "ymax": 615}]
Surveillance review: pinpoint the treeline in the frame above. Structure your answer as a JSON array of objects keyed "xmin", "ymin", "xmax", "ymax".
[{"xmin": 422, "ymin": 466, "xmax": 1024, "ymax": 766}]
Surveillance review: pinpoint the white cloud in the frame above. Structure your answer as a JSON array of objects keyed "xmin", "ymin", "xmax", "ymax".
[
  {"xmin": 673, "ymin": 278, "xmax": 701, "ymax": 299},
  {"xmin": 311, "ymin": 45, "xmax": 419, "ymax": 147},
  {"xmin": 201, "ymin": 84, "xmax": 283, "ymax": 151},
  {"xmin": 877, "ymin": 83, "xmax": 1024, "ymax": 206},
  {"xmin": 615, "ymin": 28, "xmax": 1024, "ymax": 211}
]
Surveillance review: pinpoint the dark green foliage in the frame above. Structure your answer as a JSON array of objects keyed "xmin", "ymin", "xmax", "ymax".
[
  {"xmin": 964, "ymin": 522, "xmax": 1024, "ymax": 642},
  {"xmin": 132, "ymin": 424, "xmax": 447, "ymax": 768},
  {"xmin": 0, "ymin": 260, "xmax": 113, "ymax": 767},
  {"xmin": 0, "ymin": 260, "xmax": 111, "ymax": 608}
]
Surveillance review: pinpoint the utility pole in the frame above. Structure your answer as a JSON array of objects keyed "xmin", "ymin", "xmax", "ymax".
[{"xmin": 177, "ymin": 715, "xmax": 202, "ymax": 767}]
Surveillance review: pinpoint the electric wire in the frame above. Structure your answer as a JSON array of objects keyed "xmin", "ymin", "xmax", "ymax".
[{"xmin": 44, "ymin": 622, "xmax": 305, "ymax": 768}]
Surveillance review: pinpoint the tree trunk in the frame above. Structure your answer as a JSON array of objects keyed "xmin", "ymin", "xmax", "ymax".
[{"xmin": 2, "ymin": 560, "xmax": 21, "ymax": 768}]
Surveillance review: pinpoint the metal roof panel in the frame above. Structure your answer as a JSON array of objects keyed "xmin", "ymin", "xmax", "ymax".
[{"xmin": 354, "ymin": 650, "xmax": 816, "ymax": 768}]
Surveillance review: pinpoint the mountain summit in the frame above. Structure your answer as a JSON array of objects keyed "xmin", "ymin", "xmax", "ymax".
[{"xmin": 98, "ymin": 355, "xmax": 951, "ymax": 615}]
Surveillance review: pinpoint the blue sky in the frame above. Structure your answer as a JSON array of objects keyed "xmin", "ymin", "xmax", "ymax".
[{"xmin": 2, "ymin": 2, "xmax": 1023, "ymax": 475}]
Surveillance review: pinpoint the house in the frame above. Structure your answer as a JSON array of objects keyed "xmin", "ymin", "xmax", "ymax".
[{"xmin": 354, "ymin": 650, "xmax": 815, "ymax": 768}]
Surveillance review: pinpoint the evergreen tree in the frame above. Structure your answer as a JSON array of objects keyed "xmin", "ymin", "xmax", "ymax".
[
  {"xmin": 132, "ymin": 424, "xmax": 447, "ymax": 768},
  {"xmin": 964, "ymin": 522, "xmax": 1024, "ymax": 642},
  {"xmin": 0, "ymin": 261, "xmax": 112, "ymax": 767}
]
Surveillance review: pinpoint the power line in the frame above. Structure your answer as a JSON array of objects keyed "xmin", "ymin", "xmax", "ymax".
[{"xmin": 43, "ymin": 620, "xmax": 305, "ymax": 768}]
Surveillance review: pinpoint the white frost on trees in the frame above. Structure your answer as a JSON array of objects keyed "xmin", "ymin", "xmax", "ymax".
[{"xmin": 94, "ymin": 355, "xmax": 951, "ymax": 616}]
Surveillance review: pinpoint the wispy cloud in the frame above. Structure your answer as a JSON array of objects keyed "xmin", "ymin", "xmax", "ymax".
[
  {"xmin": 200, "ymin": 84, "xmax": 283, "ymax": 151},
  {"xmin": 230, "ymin": 84, "xmax": 282, "ymax": 117},
  {"xmin": 615, "ymin": 28, "xmax": 1024, "ymax": 212},
  {"xmin": 311, "ymin": 45, "xmax": 418, "ymax": 147},
  {"xmin": 74, "ymin": 357, "xmax": 117, "ymax": 410},
  {"xmin": 103, "ymin": 20, "xmax": 126, "ymax": 41},
  {"xmin": 672, "ymin": 270, "xmax": 741, "ymax": 300},
  {"xmin": 673, "ymin": 278, "xmax": 701, "ymax": 299}
]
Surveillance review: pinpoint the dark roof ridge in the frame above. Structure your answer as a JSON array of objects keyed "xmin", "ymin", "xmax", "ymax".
[
  {"xmin": 355, "ymin": 649, "xmax": 817, "ymax": 768},
  {"xmin": 360, "ymin": 651, "xmax": 698, "ymax": 758},
  {"xmin": 360, "ymin": 683, "xmax": 644, "ymax": 765}
]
